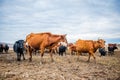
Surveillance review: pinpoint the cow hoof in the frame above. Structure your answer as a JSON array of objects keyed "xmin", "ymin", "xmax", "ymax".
[
  {"xmin": 29, "ymin": 58, "xmax": 32, "ymax": 62},
  {"xmin": 17, "ymin": 59, "xmax": 21, "ymax": 61},
  {"xmin": 87, "ymin": 60, "xmax": 90, "ymax": 62}
]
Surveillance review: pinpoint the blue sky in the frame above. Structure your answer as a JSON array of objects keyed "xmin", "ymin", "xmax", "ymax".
[{"xmin": 0, "ymin": 0, "xmax": 120, "ymax": 44}]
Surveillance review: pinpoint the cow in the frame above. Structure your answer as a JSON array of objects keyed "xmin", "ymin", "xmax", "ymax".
[
  {"xmin": 108, "ymin": 44, "xmax": 118, "ymax": 55},
  {"xmin": 3, "ymin": 44, "xmax": 9, "ymax": 53},
  {"xmin": 58, "ymin": 42, "xmax": 67, "ymax": 56},
  {"xmin": 25, "ymin": 32, "xmax": 68, "ymax": 63},
  {"xmin": 50, "ymin": 44, "xmax": 59, "ymax": 54},
  {"xmin": 0, "ymin": 44, "xmax": 3, "ymax": 53},
  {"xmin": 68, "ymin": 43, "xmax": 77, "ymax": 55},
  {"xmin": 0, "ymin": 43, "xmax": 9, "ymax": 53},
  {"xmin": 75, "ymin": 39, "xmax": 105, "ymax": 62},
  {"xmin": 13, "ymin": 40, "xmax": 25, "ymax": 61},
  {"xmin": 99, "ymin": 47, "xmax": 107, "ymax": 56}
]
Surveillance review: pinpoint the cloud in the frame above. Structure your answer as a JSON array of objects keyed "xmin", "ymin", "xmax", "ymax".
[{"xmin": 0, "ymin": 0, "xmax": 120, "ymax": 43}]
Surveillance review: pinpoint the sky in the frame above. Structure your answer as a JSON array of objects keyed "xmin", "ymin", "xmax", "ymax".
[{"xmin": 0, "ymin": 0, "xmax": 120, "ymax": 44}]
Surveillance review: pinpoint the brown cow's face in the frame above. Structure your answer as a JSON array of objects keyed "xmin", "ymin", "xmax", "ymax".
[
  {"xmin": 98, "ymin": 39, "xmax": 105, "ymax": 48},
  {"xmin": 60, "ymin": 34, "xmax": 68, "ymax": 44}
]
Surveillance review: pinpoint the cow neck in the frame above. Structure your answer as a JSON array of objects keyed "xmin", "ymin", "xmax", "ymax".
[
  {"xmin": 93, "ymin": 41, "xmax": 100, "ymax": 52},
  {"xmin": 48, "ymin": 35, "xmax": 61, "ymax": 46}
]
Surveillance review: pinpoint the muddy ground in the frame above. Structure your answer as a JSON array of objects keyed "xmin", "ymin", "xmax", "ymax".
[{"xmin": 0, "ymin": 50, "xmax": 120, "ymax": 80}]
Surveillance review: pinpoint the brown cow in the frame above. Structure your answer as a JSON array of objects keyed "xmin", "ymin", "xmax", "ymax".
[
  {"xmin": 75, "ymin": 39, "xmax": 105, "ymax": 62},
  {"xmin": 68, "ymin": 43, "xmax": 77, "ymax": 55},
  {"xmin": 25, "ymin": 32, "xmax": 68, "ymax": 63},
  {"xmin": 50, "ymin": 44, "xmax": 59, "ymax": 54}
]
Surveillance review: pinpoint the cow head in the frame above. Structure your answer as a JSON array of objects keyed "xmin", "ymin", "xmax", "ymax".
[
  {"xmin": 48, "ymin": 34, "xmax": 68, "ymax": 48},
  {"xmin": 97, "ymin": 39, "xmax": 105, "ymax": 48},
  {"xmin": 59, "ymin": 34, "xmax": 68, "ymax": 45}
]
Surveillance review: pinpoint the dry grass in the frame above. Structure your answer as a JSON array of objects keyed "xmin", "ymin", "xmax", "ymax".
[{"xmin": 0, "ymin": 50, "xmax": 120, "ymax": 80}]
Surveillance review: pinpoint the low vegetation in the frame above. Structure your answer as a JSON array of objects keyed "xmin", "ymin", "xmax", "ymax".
[{"xmin": 0, "ymin": 50, "xmax": 120, "ymax": 80}]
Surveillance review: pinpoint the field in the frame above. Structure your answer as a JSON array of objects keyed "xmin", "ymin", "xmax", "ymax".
[{"xmin": 0, "ymin": 50, "xmax": 120, "ymax": 80}]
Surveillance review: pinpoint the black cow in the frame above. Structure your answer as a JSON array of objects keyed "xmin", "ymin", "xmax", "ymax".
[
  {"xmin": 0, "ymin": 43, "xmax": 9, "ymax": 53},
  {"xmin": 99, "ymin": 47, "xmax": 107, "ymax": 56},
  {"xmin": 59, "ymin": 45, "xmax": 67, "ymax": 56},
  {"xmin": 4, "ymin": 44, "xmax": 9, "ymax": 53},
  {"xmin": 108, "ymin": 46, "xmax": 118, "ymax": 55},
  {"xmin": 13, "ymin": 40, "xmax": 25, "ymax": 61},
  {"xmin": 0, "ymin": 44, "xmax": 3, "ymax": 53}
]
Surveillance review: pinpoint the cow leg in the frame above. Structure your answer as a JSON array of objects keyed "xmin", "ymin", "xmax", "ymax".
[
  {"xmin": 40, "ymin": 46, "xmax": 45, "ymax": 64},
  {"xmin": 108, "ymin": 52, "xmax": 111, "ymax": 56},
  {"xmin": 91, "ymin": 53, "xmax": 96, "ymax": 63},
  {"xmin": 69, "ymin": 50, "xmax": 72, "ymax": 55},
  {"xmin": 29, "ymin": 51, "xmax": 32, "ymax": 62},
  {"xmin": 61, "ymin": 52, "xmax": 63, "ymax": 56},
  {"xmin": 55, "ymin": 49, "xmax": 58, "ymax": 54},
  {"xmin": 88, "ymin": 52, "xmax": 96, "ymax": 63},
  {"xmin": 17, "ymin": 53, "xmax": 21, "ymax": 61},
  {"xmin": 22, "ymin": 52, "xmax": 25, "ymax": 60},
  {"xmin": 54, "ymin": 49, "xmax": 58, "ymax": 54},
  {"xmin": 20, "ymin": 53, "xmax": 22, "ymax": 61},
  {"xmin": 49, "ymin": 48, "xmax": 54, "ymax": 62},
  {"xmin": 40, "ymin": 53, "xmax": 44, "ymax": 64},
  {"xmin": 59, "ymin": 52, "xmax": 61, "ymax": 56},
  {"xmin": 28, "ymin": 47, "xmax": 32, "ymax": 62},
  {"xmin": 50, "ymin": 52, "xmax": 54, "ymax": 62},
  {"xmin": 109, "ymin": 51, "xmax": 112, "ymax": 56},
  {"xmin": 76, "ymin": 51, "xmax": 80, "ymax": 61},
  {"xmin": 87, "ymin": 53, "xmax": 91, "ymax": 62},
  {"xmin": 60, "ymin": 52, "xmax": 62, "ymax": 56},
  {"xmin": 50, "ymin": 49, "xmax": 52, "ymax": 53},
  {"xmin": 112, "ymin": 51, "xmax": 114, "ymax": 55},
  {"xmin": 64, "ymin": 51, "xmax": 66, "ymax": 56}
]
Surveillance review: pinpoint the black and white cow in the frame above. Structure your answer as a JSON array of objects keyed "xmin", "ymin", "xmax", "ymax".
[{"xmin": 58, "ymin": 42, "xmax": 67, "ymax": 56}]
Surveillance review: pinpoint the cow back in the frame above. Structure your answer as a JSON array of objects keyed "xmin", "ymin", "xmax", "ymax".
[
  {"xmin": 26, "ymin": 32, "xmax": 50, "ymax": 49},
  {"xmin": 75, "ymin": 39, "xmax": 105, "ymax": 53},
  {"xmin": 25, "ymin": 32, "xmax": 67, "ymax": 50},
  {"xmin": 75, "ymin": 39, "xmax": 94, "ymax": 52}
]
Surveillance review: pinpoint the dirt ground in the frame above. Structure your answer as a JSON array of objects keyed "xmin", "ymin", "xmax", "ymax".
[{"xmin": 0, "ymin": 50, "xmax": 120, "ymax": 80}]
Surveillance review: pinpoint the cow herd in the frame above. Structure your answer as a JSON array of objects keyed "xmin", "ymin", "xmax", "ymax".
[
  {"xmin": 0, "ymin": 43, "xmax": 9, "ymax": 53},
  {"xmin": 0, "ymin": 32, "xmax": 118, "ymax": 63}
]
